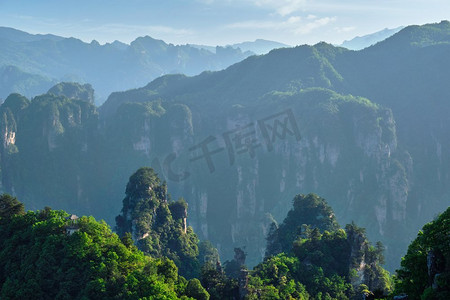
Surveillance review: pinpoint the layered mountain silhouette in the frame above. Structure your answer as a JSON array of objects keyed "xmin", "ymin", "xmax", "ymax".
[
  {"xmin": 1, "ymin": 21, "xmax": 449, "ymax": 272},
  {"xmin": 0, "ymin": 27, "xmax": 255, "ymax": 103},
  {"xmin": 340, "ymin": 26, "xmax": 404, "ymax": 50}
]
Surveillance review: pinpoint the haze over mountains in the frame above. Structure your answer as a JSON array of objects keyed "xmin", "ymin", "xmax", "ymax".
[
  {"xmin": 1, "ymin": 21, "xmax": 449, "ymax": 278},
  {"xmin": 0, "ymin": 27, "xmax": 253, "ymax": 104},
  {"xmin": 0, "ymin": 26, "xmax": 401, "ymax": 105},
  {"xmin": 190, "ymin": 39, "xmax": 291, "ymax": 55},
  {"xmin": 340, "ymin": 26, "xmax": 405, "ymax": 50}
]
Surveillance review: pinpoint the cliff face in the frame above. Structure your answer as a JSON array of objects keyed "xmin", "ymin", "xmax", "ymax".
[
  {"xmin": 179, "ymin": 91, "xmax": 409, "ymax": 267},
  {"xmin": 337, "ymin": 23, "xmax": 450, "ymax": 246},
  {"xmin": 95, "ymin": 88, "xmax": 410, "ymax": 268},
  {"xmin": 0, "ymin": 91, "xmax": 98, "ymax": 215},
  {"xmin": 0, "ymin": 86, "xmax": 408, "ymax": 269}
]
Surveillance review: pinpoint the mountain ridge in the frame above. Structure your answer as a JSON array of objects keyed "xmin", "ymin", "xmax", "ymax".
[
  {"xmin": 0, "ymin": 27, "xmax": 253, "ymax": 104},
  {"xmin": 340, "ymin": 26, "xmax": 404, "ymax": 50}
]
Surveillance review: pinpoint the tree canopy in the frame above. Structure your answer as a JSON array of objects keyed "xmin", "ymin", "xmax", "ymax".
[
  {"xmin": 0, "ymin": 198, "xmax": 210, "ymax": 299},
  {"xmin": 394, "ymin": 207, "xmax": 450, "ymax": 300}
]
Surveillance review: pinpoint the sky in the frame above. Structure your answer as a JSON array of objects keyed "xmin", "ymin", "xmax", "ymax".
[{"xmin": 0, "ymin": 0, "xmax": 449, "ymax": 46}]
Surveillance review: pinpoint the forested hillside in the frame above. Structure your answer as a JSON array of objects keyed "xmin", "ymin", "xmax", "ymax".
[
  {"xmin": 1, "ymin": 167, "xmax": 448, "ymax": 299},
  {"xmin": 0, "ymin": 193, "xmax": 210, "ymax": 299},
  {"xmin": 394, "ymin": 207, "xmax": 450, "ymax": 299},
  {"xmin": 0, "ymin": 22, "xmax": 449, "ymax": 273},
  {"xmin": 0, "ymin": 170, "xmax": 396, "ymax": 299}
]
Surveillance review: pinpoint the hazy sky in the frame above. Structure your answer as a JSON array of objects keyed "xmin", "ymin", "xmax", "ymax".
[{"xmin": 0, "ymin": 0, "xmax": 449, "ymax": 46}]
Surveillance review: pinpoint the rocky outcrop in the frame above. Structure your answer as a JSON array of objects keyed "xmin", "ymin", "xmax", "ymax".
[
  {"xmin": 47, "ymin": 82, "xmax": 95, "ymax": 104},
  {"xmin": 0, "ymin": 92, "xmax": 98, "ymax": 214}
]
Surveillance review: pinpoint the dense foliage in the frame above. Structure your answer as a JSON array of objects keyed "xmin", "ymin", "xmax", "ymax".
[
  {"xmin": 266, "ymin": 193, "xmax": 340, "ymax": 257},
  {"xmin": 246, "ymin": 194, "xmax": 392, "ymax": 300},
  {"xmin": 194, "ymin": 193, "xmax": 392, "ymax": 300},
  {"xmin": 199, "ymin": 249, "xmax": 243, "ymax": 300},
  {"xmin": 0, "ymin": 188, "xmax": 447, "ymax": 299},
  {"xmin": 394, "ymin": 207, "xmax": 450, "ymax": 299},
  {"xmin": 0, "ymin": 194, "xmax": 209, "ymax": 299}
]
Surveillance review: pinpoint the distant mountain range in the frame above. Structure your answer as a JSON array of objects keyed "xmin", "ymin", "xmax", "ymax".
[
  {"xmin": 0, "ymin": 27, "xmax": 291, "ymax": 104},
  {"xmin": 0, "ymin": 25, "xmax": 405, "ymax": 104},
  {"xmin": 0, "ymin": 27, "xmax": 252, "ymax": 104},
  {"xmin": 340, "ymin": 26, "xmax": 405, "ymax": 50},
  {"xmin": 0, "ymin": 65, "xmax": 55, "ymax": 99},
  {"xmin": 190, "ymin": 39, "xmax": 290, "ymax": 55}
]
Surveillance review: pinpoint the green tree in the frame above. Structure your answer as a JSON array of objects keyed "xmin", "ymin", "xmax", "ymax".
[
  {"xmin": 185, "ymin": 278, "xmax": 210, "ymax": 300},
  {"xmin": 265, "ymin": 193, "xmax": 340, "ymax": 257},
  {"xmin": 0, "ymin": 194, "xmax": 24, "ymax": 220},
  {"xmin": 394, "ymin": 207, "xmax": 450, "ymax": 299},
  {"xmin": 253, "ymin": 194, "xmax": 392, "ymax": 299},
  {"xmin": 0, "ymin": 202, "xmax": 207, "ymax": 299}
]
